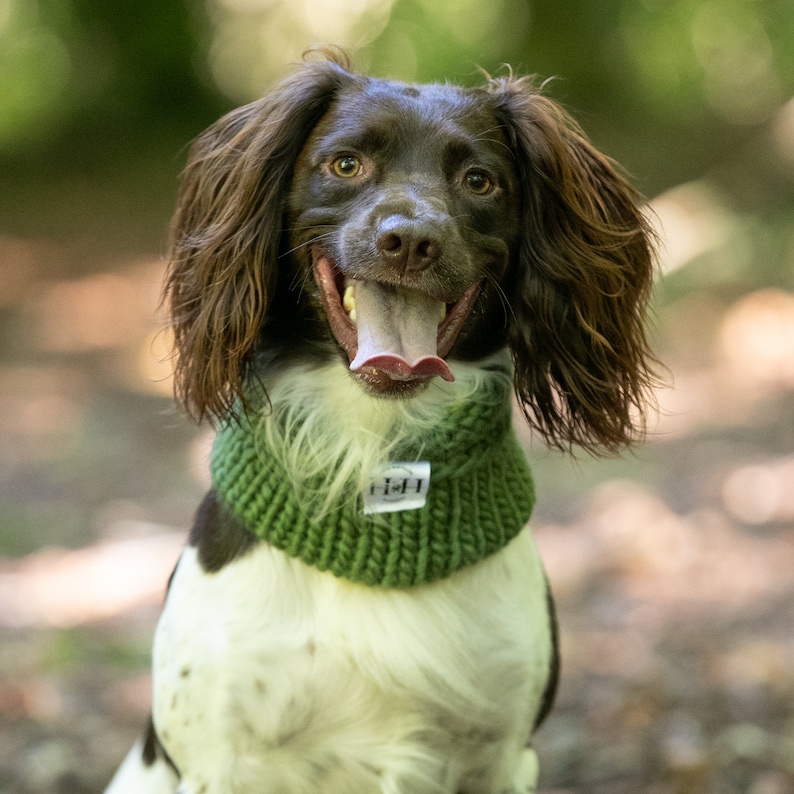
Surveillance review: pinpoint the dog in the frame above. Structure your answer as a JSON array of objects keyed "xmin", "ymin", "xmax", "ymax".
[{"xmin": 104, "ymin": 50, "xmax": 656, "ymax": 794}]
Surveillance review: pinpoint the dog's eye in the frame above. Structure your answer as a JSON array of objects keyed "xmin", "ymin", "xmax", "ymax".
[
  {"xmin": 331, "ymin": 156, "xmax": 363, "ymax": 178},
  {"xmin": 463, "ymin": 171, "xmax": 493, "ymax": 195}
]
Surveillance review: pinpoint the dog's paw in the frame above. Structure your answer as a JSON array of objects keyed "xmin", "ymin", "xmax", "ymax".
[{"xmin": 508, "ymin": 747, "xmax": 538, "ymax": 793}]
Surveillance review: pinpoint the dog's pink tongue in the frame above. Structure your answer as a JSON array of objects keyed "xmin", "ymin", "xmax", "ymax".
[{"xmin": 349, "ymin": 281, "xmax": 454, "ymax": 382}]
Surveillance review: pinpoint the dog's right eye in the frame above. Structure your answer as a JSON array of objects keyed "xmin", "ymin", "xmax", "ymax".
[
  {"xmin": 463, "ymin": 170, "xmax": 493, "ymax": 195},
  {"xmin": 330, "ymin": 156, "xmax": 363, "ymax": 178}
]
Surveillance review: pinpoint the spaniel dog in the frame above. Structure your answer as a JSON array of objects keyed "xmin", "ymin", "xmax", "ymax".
[{"xmin": 105, "ymin": 51, "xmax": 656, "ymax": 794}]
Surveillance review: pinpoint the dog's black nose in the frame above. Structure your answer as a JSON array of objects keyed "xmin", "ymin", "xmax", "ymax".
[{"xmin": 376, "ymin": 217, "xmax": 443, "ymax": 272}]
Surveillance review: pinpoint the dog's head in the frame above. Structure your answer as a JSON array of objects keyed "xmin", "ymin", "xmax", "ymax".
[
  {"xmin": 165, "ymin": 51, "xmax": 657, "ymax": 452},
  {"xmin": 287, "ymin": 76, "xmax": 522, "ymax": 396}
]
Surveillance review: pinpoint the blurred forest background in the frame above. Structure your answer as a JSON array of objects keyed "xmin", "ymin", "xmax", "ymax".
[{"xmin": 1, "ymin": 0, "xmax": 794, "ymax": 792}]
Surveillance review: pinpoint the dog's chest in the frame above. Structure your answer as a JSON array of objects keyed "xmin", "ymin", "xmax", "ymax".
[{"xmin": 152, "ymin": 533, "xmax": 551, "ymax": 793}]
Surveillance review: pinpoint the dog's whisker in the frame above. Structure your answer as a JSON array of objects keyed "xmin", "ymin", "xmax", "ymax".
[
  {"xmin": 484, "ymin": 269, "xmax": 516, "ymax": 326},
  {"xmin": 289, "ymin": 267, "xmax": 315, "ymax": 297},
  {"xmin": 473, "ymin": 127, "xmax": 514, "ymax": 156},
  {"xmin": 279, "ymin": 229, "xmax": 338, "ymax": 259}
]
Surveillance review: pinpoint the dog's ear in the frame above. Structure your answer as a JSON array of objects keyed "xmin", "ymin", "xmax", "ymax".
[
  {"xmin": 164, "ymin": 52, "xmax": 356, "ymax": 422},
  {"xmin": 487, "ymin": 75, "xmax": 659, "ymax": 453}
]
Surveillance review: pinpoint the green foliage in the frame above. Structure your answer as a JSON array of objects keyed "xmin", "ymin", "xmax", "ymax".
[
  {"xmin": 0, "ymin": 0, "xmax": 225, "ymax": 161},
  {"xmin": 0, "ymin": 0, "xmax": 78, "ymax": 149},
  {"xmin": 0, "ymin": 0, "xmax": 792, "ymax": 287}
]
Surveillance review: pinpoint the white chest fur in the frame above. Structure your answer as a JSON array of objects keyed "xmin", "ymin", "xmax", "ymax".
[{"xmin": 152, "ymin": 529, "xmax": 551, "ymax": 794}]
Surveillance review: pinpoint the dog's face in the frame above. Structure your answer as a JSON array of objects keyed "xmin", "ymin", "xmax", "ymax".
[
  {"xmin": 287, "ymin": 81, "xmax": 522, "ymax": 396},
  {"xmin": 164, "ymin": 54, "xmax": 657, "ymax": 451}
]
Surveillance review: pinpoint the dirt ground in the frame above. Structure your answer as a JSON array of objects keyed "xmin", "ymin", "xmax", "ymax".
[{"xmin": 1, "ymin": 237, "xmax": 793, "ymax": 793}]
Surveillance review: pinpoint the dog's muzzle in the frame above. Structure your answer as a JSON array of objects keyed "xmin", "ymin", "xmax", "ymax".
[{"xmin": 312, "ymin": 250, "xmax": 482, "ymax": 390}]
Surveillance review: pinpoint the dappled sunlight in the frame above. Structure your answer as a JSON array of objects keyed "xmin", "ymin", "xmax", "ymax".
[
  {"xmin": 713, "ymin": 640, "xmax": 794, "ymax": 697},
  {"xmin": 651, "ymin": 371, "xmax": 722, "ymax": 439},
  {"xmin": 585, "ymin": 481, "xmax": 696, "ymax": 579},
  {"xmin": 719, "ymin": 289, "xmax": 794, "ymax": 393},
  {"xmin": 300, "ymin": 0, "xmax": 393, "ymax": 43},
  {"xmin": 204, "ymin": 0, "xmax": 533, "ymax": 95},
  {"xmin": 534, "ymin": 473, "xmax": 794, "ymax": 785},
  {"xmin": 620, "ymin": 0, "xmax": 788, "ymax": 127},
  {"xmin": 22, "ymin": 260, "xmax": 175, "ymax": 398},
  {"xmin": 16, "ymin": 394, "xmax": 83, "ymax": 443},
  {"xmin": 34, "ymin": 273, "xmax": 149, "ymax": 353},
  {"xmin": 207, "ymin": 0, "xmax": 395, "ymax": 100},
  {"xmin": 619, "ymin": 508, "xmax": 794, "ymax": 609},
  {"xmin": 690, "ymin": 1, "xmax": 783, "ymax": 125},
  {"xmin": 0, "ymin": 366, "xmax": 87, "ymax": 466},
  {"xmin": 649, "ymin": 181, "xmax": 737, "ymax": 275},
  {"xmin": 133, "ymin": 327, "xmax": 174, "ymax": 398},
  {"xmin": 31, "ymin": 264, "xmax": 162, "ymax": 354},
  {"xmin": 0, "ymin": 531, "xmax": 184, "ymax": 628},
  {"xmin": 415, "ymin": 0, "xmax": 516, "ymax": 49},
  {"xmin": 650, "ymin": 288, "xmax": 794, "ymax": 439},
  {"xmin": 722, "ymin": 456, "xmax": 794, "ymax": 525},
  {"xmin": 0, "ymin": 6, "xmax": 73, "ymax": 148},
  {"xmin": 0, "ymin": 235, "xmax": 41, "ymax": 306},
  {"xmin": 536, "ymin": 479, "xmax": 794, "ymax": 611}
]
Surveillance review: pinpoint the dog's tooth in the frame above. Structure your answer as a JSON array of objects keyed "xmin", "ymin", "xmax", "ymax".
[{"xmin": 343, "ymin": 285, "xmax": 357, "ymax": 322}]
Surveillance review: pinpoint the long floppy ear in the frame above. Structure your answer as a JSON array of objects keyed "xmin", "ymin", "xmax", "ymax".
[
  {"xmin": 488, "ymin": 75, "xmax": 659, "ymax": 453},
  {"xmin": 164, "ymin": 52, "xmax": 357, "ymax": 422}
]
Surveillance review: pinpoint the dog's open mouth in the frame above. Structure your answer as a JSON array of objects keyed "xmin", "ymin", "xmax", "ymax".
[{"xmin": 312, "ymin": 251, "xmax": 481, "ymax": 387}]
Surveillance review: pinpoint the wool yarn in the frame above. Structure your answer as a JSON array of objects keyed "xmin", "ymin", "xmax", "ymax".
[{"xmin": 210, "ymin": 380, "xmax": 535, "ymax": 588}]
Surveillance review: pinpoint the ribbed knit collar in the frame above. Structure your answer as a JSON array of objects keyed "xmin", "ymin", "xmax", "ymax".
[{"xmin": 210, "ymin": 377, "xmax": 535, "ymax": 588}]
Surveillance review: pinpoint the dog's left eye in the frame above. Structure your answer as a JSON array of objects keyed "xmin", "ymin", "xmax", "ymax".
[
  {"xmin": 463, "ymin": 170, "xmax": 493, "ymax": 195},
  {"xmin": 331, "ymin": 156, "xmax": 364, "ymax": 178}
]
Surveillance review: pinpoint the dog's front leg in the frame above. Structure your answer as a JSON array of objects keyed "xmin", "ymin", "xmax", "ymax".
[
  {"xmin": 509, "ymin": 747, "xmax": 539, "ymax": 793},
  {"xmin": 456, "ymin": 742, "xmax": 539, "ymax": 794},
  {"xmin": 103, "ymin": 719, "xmax": 179, "ymax": 794}
]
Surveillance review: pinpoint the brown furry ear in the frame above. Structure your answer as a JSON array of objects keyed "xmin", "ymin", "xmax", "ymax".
[
  {"xmin": 488, "ymin": 75, "xmax": 660, "ymax": 453},
  {"xmin": 164, "ymin": 53, "xmax": 357, "ymax": 422}
]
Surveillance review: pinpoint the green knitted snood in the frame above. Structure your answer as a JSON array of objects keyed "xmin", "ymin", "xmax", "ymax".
[{"xmin": 210, "ymin": 377, "xmax": 535, "ymax": 589}]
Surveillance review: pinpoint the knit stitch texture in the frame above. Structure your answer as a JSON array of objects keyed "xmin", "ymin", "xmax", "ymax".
[{"xmin": 210, "ymin": 379, "xmax": 535, "ymax": 588}]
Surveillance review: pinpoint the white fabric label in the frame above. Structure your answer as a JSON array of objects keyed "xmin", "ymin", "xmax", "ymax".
[{"xmin": 363, "ymin": 461, "xmax": 431, "ymax": 514}]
